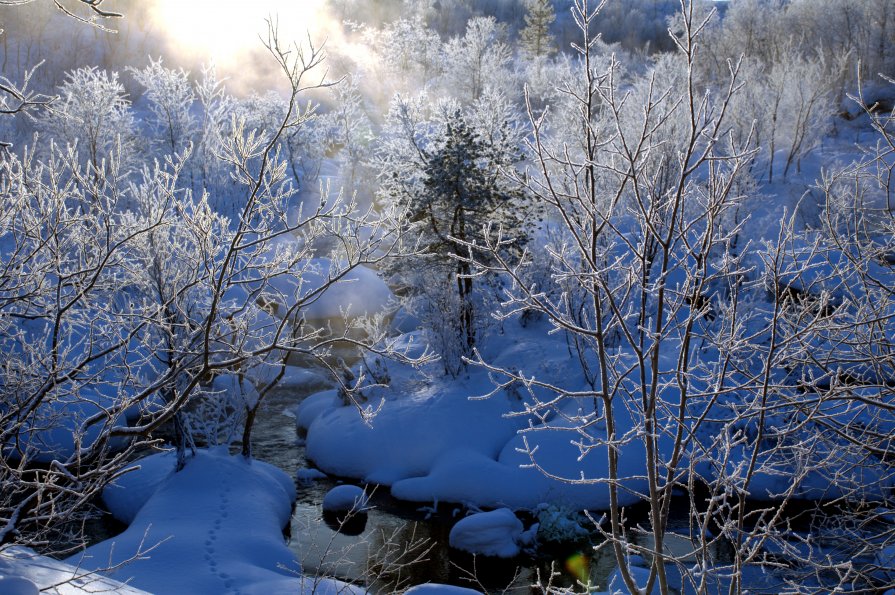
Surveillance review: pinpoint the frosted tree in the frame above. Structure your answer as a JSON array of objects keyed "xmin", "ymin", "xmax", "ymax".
[
  {"xmin": 759, "ymin": 45, "xmax": 837, "ymax": 182},
  {"xmin": 37, "ymin": 66, "xmax": 137, "ymax": 176},
  {"xmin": 377, "ymin": 16, "xmax": 443, "ymax": 83},
  {"xmin": 0, "ymin": 0, "xmax": 121, "ymax": 35},
  {"xmin": 442, "ymin": 16, "xmax": 512, "ymax": 103},
  {"xmin": 0, "ymin": 23, "xmax": 422, "ymax": 553},
  {"xmin": 193, "ymin": 63, "xmax": 234, "ymax": 193},
  {"xmin": 462, "ymin": 0, "xmax": 895, "ymax": 592},
  {"xmin": 129, "ymin": 58, "xmax": 197, "ymax": 156},
  {"xmin": 318, "ymin": 75, "xmax": 374, "ymax": 192},
  {"xmin": 0, "ymin": 59, "xmax": 51, "ymax": 149},
  {"xmin": 376, "ymin": 94, "xmax": 525, "ymax": 373}
]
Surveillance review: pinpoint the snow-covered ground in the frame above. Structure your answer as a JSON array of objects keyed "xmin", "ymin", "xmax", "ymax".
[
  {"xmin": 67, "ymin": 448, "xmax": 364, "ymax": 594},
  {"xmin": 301, "ymin": 321, "xmax": 669, "ymax": 511},
  {"xmin": 0, "ymin": 547, "xmax": 150, "ymax": 594}
]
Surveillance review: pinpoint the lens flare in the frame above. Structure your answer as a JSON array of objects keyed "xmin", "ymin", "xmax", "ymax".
[{"xmin": 565, "ymin": 551, "xmax": 590, "ymax": 585}]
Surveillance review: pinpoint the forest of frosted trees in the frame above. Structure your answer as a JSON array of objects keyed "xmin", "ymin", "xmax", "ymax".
[{"xmin": 2, "ymin": 0, "xmax": 895, "ymax": 593}]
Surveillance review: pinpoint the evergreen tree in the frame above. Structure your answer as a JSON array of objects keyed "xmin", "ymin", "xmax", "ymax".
[
  {"xmin": 409, "ymin": 111, "xmax": 523, "ymax": 355},
  {"xmin": 520, "ymin": 0, "xmax": 556, "ymax": 58}
]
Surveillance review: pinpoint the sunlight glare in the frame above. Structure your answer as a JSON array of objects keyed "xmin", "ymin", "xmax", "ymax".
[{"xmin": 148, "ymin": 0, "xmax": 333, "ymax": 70}]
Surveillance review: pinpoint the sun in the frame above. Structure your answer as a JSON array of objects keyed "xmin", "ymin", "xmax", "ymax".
[{"xmin": 148, "ymin": 0, "xmax": 332, "ymax": 67}]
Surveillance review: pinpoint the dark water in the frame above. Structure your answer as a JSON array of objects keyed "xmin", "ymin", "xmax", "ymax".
[
  {"xmin": 249, "ymin": 385, "xmax": 890, "ymax": 594},
  {"xmin": 253, "ymin": 386, "xmax": 615, "ymax": 593},
  {"xmin": 252, "ymin": 385, "xmax": 626, "ymax": 594},
  {"xmin": 76, "ymin": 381, "xmax": 881, "ymax": 593}
]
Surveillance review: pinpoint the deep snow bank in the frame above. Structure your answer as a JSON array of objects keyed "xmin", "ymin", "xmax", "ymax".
[
  {"xmin": 69, "ymin": 449, "xmax": 363, "ymax": 594},
  {"xmin": 303, "ymin": 325, "xmax": 667, "ymax": 510}
]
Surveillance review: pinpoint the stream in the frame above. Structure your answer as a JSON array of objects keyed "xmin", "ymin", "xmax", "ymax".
[
  {"xmin": 248, "ymin": 383, "xmax": 885, "ymax": 594},
  {"xmin": 76, "ymin": 376, "xmax": 879, "ymax": 593},
  {"xmin": 252, "ymin": 384, "xmax": 623, "ymax": 594}
]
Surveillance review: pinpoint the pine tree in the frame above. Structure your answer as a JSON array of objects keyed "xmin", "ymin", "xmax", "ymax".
[
  {"xmin": 520, "ymin": 0, "xmax": 556, "ymax": 58},
  {"xmin": 413, "ymin": 112, "xmax": 523, "ymax": 353}
]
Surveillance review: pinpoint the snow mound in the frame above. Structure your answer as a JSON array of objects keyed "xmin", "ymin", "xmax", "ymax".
[
  {"xmin": 0, "ymin": 577, "xmax": 38, "ymax": 595},
  {"xmin": 448, "ymin": 508, "xmax": 523, "ymax": 558},
  {"xmin": 296, "ymin": 467, "xmax": 328, "ymax": 482},
  {"xmin": 253, "ymin": 255, "xmax": 394, "ymax": 322},
  {"xmin": 68, "ymin": 449, "xmax": 308, "ymax": 594},
  {"xmin": 322, "ymin": 484, "xmax": 369, "ymax": 513},
  {"xmin": 306, "ymin": 381, "xmax": 522, "ymax": 485},
  {"xmin": 390, "ymin": 399, "xmax": 662, "ymax": 510},
  {"xmin": 294, "ymin": 389, "xmax": 342, "ymax": 432},
  {"xmin": 302, "ymin": 261, "xmax": 393, "ymax": 321},
  {"xmin": 102, "ymin": 450, "xmax": 177, "ymax": 524}
]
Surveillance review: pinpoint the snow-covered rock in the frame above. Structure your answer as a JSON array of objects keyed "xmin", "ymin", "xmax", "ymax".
[
  {"xmin": 296, "ymin": 467, "xmax": 328, "ymax": 482},
  {"xmin": 249, "ymin": 255, "xmax": 394, "ymax": 322},
  {"xmin": 390, "ymin": 397, "xmax": 667, "ymax": 510},
  {"xmin": 301, "ymin": 261, "xmax": 393, "ymax": 321},
  {"xmin": 448, "ymin": 508, "xmax": 523, "ymax": 558},
  {"xmin": 322, "ymin": 484, "xmax": 369, "ymax": 513},
  {"xmin": 306, "ymin": 381, "xmax": 523, "ymax": 485}
]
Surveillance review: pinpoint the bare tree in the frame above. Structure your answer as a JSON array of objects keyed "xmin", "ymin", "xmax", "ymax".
[
  {"xmin": 0, "ymin": 0, "xmax": 122, "ymax": 30},
  {"xmin": 0, "ymin": 21, "xmax": 423, "ymax": 555},
  {"xmin": 460, "ymin": 1, "xmax": 895, "ymax": 593}
]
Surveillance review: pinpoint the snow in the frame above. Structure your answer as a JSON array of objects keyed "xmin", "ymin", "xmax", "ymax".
[
  {"xmin": 102, "ymin": 450, "xmax": 177, "ymax": 524},
  {"xmin": 69, "ymin": 449, "xmax": 364, "ymax": 594},
  {"xmin": 390, "ymin": 438, "xmax": 650, "ymax": 511},
  {"xmin": 5, "ymin": 12, "xmax": 894, "ymax": 595},
  {"xmin": 301, "ymin": 261, "xmax": 394, "ymax": 321},
  {"xmin": 276, "ymin": 365, "xmax": 330, "ymax": 389},
  {"xmin": 211, "ymin": 372, "xmax": 260, "ymax": 410},
  {"xmin": 294, "ymin": 389, "xmax": 343, "ymax": 432},
  {"xmin": 0, "ymin": 546, "xmax": 149, "ymax": 594},
  {"xmin": 306, "ymin": 323, "xmax": 671, "ymax": 510},
  {"xmin": 0, "ymin": 577, "xmax": 38, "ymax": 595},
  {"xmin": 448, "ymin": 508, "xmax": 523, "ymax": 558},
  {"xmin": 735, "ymin": 441, "xmax": 893, "ymax": 502},
  {"xmin": 247, "ymin": 251, "xmax": 394, "ymax": 323},
  {"xmin": 321, "ymin": 484, "xmax": 370, "ymax": 513},
  {"xmin": 296, "ymin": 467, "xmax": 328, "ymax": 482},
  {"xmin": 305, "ymin": 377, "xmax": 525, "ymax": 486},
  {"xmin": 606, "ymin": 556, "xmax": 660, "ymax": 595},
  {"xmin": 12, "ymin": 389, "xmax": 129, "ymax": 464}
]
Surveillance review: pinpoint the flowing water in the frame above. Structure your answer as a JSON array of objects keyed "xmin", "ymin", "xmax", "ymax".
[
  {"xmin": 253, "ymin": 386, "xmax": 700, "ymax": 593},
  {"xmin": 77, "ymin": 377, "xmax": 869, "ymax": 593},
  {"xmin": 251, "ymin": 385, "xmax": 625, "ymax": 594},
  {"xmin": 248, "ymin": 384, "xmax": 880, "ymax": 594}
]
